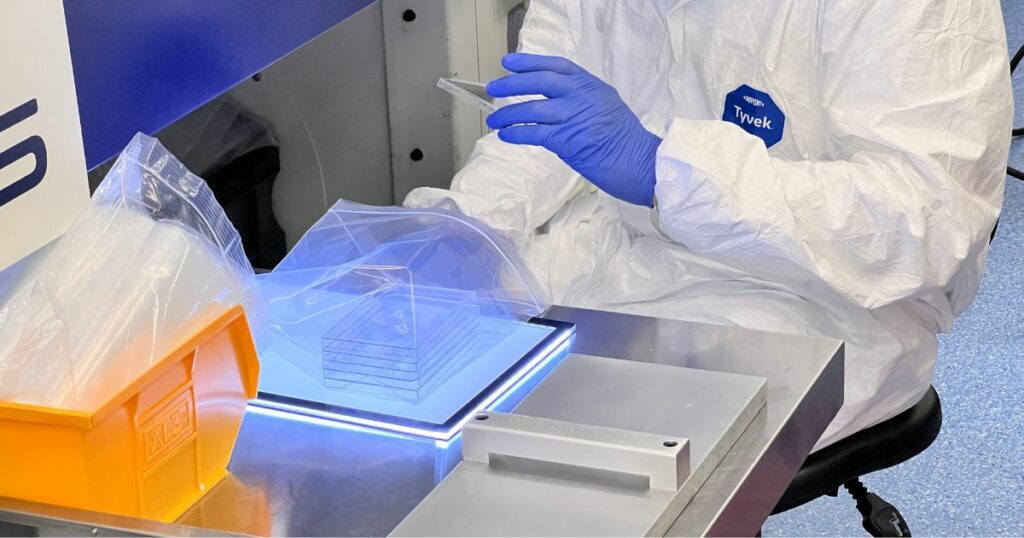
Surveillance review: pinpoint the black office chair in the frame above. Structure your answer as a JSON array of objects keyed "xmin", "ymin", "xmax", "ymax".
[
  {"xmin": 772, "ymin": 211, "xmax": 1002, "ymax": 537},
  {"xmin": 772, "ymin": 39, "xmax": 1021, "ymax": 535},
  {"xmin": 771, "ymin": 213, "xmax": 1000, "ymax": 537},
  {"xmin": 771, "ymin": 216, "xmax": 999, "ymax": 537},
  {"xmin": 770, "ymin": 386, "xmax": 942, "ymax": 536}
]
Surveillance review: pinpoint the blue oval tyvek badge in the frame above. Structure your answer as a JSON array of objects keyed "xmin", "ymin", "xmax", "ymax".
[{"xmin": 722, "ymin": 85, "xmax": 785, "ymax": 148}]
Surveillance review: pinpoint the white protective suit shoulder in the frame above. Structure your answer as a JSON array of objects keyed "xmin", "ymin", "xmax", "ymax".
[{"xmin": 405, "ymin": 0, "xmax": 1013, "ymax": 449}]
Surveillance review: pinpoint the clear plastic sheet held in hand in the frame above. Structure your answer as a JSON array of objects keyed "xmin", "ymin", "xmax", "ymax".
[
  {"xmin": 257, "ymin": 202, "xmax": 560, "ymax": 428},
  {"xmin": 0, "ymin": 133, "xmax": 257, "ymax": 411}
]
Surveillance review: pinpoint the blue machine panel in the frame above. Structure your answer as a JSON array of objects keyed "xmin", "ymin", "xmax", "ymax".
[{"xmin": 63, "ymin": 0, "xmax": 376, "ymax": 169}]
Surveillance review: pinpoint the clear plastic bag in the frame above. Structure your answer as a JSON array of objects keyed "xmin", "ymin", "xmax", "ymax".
[
  {"xmin": 260, "ymin": 201, "xmax": 550, "ymax": 402},
  {"xmin": 0, "ymin": 133, "xmax": 257, "ymax": 411}
]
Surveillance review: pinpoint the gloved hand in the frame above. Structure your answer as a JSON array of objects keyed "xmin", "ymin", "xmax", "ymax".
[{"xmin": 486, "ymin": 53, "xmax": 662, "ymax": 207}]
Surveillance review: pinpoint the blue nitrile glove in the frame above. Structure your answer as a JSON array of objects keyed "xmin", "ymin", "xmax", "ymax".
[{"xmin": 486, "ymin": 53, "xmax": 662, "ymax": 207}]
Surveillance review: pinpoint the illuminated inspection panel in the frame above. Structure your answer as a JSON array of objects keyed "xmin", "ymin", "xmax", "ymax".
[
  {"xmin": 253, "ymin": 318, "xmax": 575, "ymax": 441},
  {"xmin": 248, "ymin": 201, "xmax": 571, "ymax": 442}
]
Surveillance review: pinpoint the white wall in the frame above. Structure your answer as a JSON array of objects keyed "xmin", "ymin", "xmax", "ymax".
[
  {"xmin": 226, "ymin": 0, "xmax": 518, "ymax": 246},
  {"xmin": 230, "ymin": 2, "xmax": 394, "ymax": 247},
  {"xmin": 445, "ymin": 0, "xmax": 522, "ymax": 170},
  {"xmin": 382, "ymin": 0, "xmax": 520, "ymax": 201}
]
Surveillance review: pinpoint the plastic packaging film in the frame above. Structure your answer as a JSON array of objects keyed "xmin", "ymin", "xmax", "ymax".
[
  {"xmin": 259, "ymin": 201, "xmax": 551, "ymax": 402},
  {"xmin": 0, "ymin": 133, "xmax": 550, "ymax": 410},
  {"xmin": 0, "ymin": 133, "xmax": 259, "ymax": 411}
]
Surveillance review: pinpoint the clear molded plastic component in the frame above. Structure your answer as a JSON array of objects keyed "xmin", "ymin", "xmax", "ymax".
[
  {"xmin": 321, "ymin": 285, "xmax": 481, "ymax": 400},
  {"xmin": 260, "ymin": 201, "xmax": 550, "ymax": 405},
  {"xmin": 437, "ymin": 78, "xmax": 498, "ymax": 113},
  {"xmin": 437, "ymin": 78, "xmax": 530, "ymax": 114}
]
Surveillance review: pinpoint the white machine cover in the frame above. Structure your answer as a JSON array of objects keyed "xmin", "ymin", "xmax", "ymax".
[{"xmin": 405, "ymin": 0, "xmax": 1013, "ymax": 448}]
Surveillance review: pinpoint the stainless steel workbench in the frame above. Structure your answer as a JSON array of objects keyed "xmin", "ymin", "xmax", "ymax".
[{"xmin": 0, "ymin": 306, "xmax": 843, "ymax": 537}]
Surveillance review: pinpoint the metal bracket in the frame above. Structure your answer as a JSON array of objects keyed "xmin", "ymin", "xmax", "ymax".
[
  {"xmin": 463, "ymin": 412, "xmax": 691, "ymax": 491},
  {"xmin": 507, "ymin": 2, "xmax": 528, "ymax": 54}
]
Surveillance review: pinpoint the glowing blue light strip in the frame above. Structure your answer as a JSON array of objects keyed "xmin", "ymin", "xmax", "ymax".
[
  {"xmin": 250, "ymin": 328, "xmax": 574, "ymax": 442},
  {"xmin": 439, "ymin": 329, "xmax": 575, "ymax": 437},
  {"xmin": 248, "ymin": 404, "xmax": 454, "ymax": 446}
]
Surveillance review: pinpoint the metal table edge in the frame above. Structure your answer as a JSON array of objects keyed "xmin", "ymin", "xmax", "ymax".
[{"xmin": 674, "ymin": 340, "xmax": 845, "ymax": 536}]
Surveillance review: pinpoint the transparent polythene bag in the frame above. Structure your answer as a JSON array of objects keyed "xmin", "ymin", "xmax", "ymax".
[
  {"xmin": 0, "ymin": 133, "xmax": 258, "ymax": 411},
  {"xmin": 259, "ymin": 200, "xmax": 551, "ymax": 402}
]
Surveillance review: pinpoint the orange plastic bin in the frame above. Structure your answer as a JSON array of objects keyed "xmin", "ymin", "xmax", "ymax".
[{"xmin": 0, "ymin": 305, "xmax": 259, "ymax": 522}]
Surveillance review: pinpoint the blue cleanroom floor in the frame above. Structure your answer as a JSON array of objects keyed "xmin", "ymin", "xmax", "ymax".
[{"xmin": 764, "ymin": 2, "xmax": 1024, "ymax": 535}]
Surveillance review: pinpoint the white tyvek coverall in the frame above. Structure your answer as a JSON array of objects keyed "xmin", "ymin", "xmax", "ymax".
[{"xmin": 406, "ymin": 0, "xmax": 1013, "ymax": 448}]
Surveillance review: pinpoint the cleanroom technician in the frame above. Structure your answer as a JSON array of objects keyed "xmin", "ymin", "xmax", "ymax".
[{"xmin": 406, "ymin": 0, "xmax": 1014, "ymax": 448}]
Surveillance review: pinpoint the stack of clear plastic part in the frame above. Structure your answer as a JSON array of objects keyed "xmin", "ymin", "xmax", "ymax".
[
  {"xmin": 254, "ymin": 202, "xmax": 574, "ymax": 440},
  {"xmin": 321, "ymin": 284, "xmax": 480, "ymax": 400}
]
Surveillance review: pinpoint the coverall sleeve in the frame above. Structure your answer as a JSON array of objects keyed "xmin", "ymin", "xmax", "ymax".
[
  {"xmin": 403, "ymin": 1, "xmax": 585, "ymax": 242},
  {"xmin": 653, "ymin": 0, "xmax": 1013, "ymax": 310}
]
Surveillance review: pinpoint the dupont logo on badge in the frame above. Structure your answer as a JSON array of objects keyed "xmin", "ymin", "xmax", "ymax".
[
  {"xmin": 742, "ymin": 95, "xmax": 765, "ymax": 107},
  {"xmin": 723, "ymin": 85, "xmax": 785, "ymax": 148},
  {"xmin": 140, "ymin": 391, "xmax": 196, "ymax": 468}
]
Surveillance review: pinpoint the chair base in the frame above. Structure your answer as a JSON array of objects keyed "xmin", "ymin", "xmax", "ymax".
[
  {"xmin": 773, "ymin": 386, "xmax": 942, "ymax": 514},
  {"xmin": 768, "ymin": 386, "xmax": 941, "ymax": 536},
  {"xmin": 845, "ymin": 478, "xmax": 911, "ymax": 537}
]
